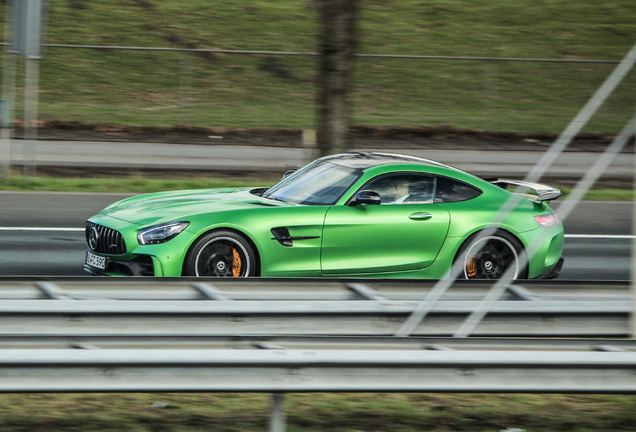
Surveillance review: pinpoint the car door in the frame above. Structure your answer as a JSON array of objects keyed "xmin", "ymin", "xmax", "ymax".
[{"xmin": 321, "ymin": 173, "xmax": 451, "ymax": 275}]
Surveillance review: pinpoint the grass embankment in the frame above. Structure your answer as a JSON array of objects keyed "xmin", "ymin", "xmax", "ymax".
[
  {"xmin": 0, "ymin": 0, "xmax": 634, "ymax": 133},
  {"xmin": 0, "ymin": 176, "xmax": 263, "ymax": 194}
]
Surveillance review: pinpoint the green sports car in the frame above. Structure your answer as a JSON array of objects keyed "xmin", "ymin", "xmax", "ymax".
[{"xmin": 84, "ymin": 152, "xmax": 564, "ymax": 279}]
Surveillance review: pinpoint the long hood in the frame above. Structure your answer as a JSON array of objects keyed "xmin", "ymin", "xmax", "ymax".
[{"xmin": 99, "ymin": 187, "xmax": 284, "ymax": 226}]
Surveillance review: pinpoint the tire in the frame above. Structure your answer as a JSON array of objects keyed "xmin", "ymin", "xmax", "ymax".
[
  {"xmin": 456, "ymin": 231, "xmax": 527, "ymax": 280},
  {"xmin": 184, "ymin": 230, "xmax": 257, "ymax": 277}
]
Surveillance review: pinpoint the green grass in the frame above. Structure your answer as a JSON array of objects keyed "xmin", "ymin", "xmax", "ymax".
[
  {"xmin": 578, "ymin": 188, "xmax": 634, "ymax": 201},
  {"xmin": 0, "ymin": 175, "xmax": 271, "ymax": 193},
  {"xmin": 0, "ymin": 393, "xmax": 634, "ymax": 432},
  {"xmin": 1, "ymin": 0, "xmax": 635, "ymax": 134}
]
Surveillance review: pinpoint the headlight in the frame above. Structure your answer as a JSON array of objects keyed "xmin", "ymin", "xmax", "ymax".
[{"xmin": 138, "ymin": 222, "xmax": 190, "ymax": 245}]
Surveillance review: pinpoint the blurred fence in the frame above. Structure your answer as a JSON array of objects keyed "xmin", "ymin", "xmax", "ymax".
[{"xmin": 2, "ymin": 44, "xmax": 634, "ymax": 134}]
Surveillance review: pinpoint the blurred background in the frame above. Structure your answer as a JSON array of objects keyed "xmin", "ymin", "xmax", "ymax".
[{"xmin": 1, "ymin": 0, "xmax": 635, "ymax": 138}]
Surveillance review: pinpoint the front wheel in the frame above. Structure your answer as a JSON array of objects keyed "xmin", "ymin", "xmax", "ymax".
[
  {"xmin": 456, "ymin": 231, "xmax": 526, "ymax": 280},
  {"xmin": 184, "ymin": 230, "xmax": 257, "ymax": 277}
]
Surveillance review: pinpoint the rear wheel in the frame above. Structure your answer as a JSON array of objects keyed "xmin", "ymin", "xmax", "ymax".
[
  {"xmin": 457, "ymin": 231, "xmax": 526, "ymax": 280},
  {"xmin": 184, "ymin": 230, "xmax": 256, "ymax": 277}
]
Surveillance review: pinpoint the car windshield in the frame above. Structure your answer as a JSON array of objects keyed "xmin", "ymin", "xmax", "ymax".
[{"xmin": 263, "ymin": 160, "xmax": 361, "ymax": 205}]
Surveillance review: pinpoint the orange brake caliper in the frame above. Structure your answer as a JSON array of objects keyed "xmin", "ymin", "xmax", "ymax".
[
  {"xmin": 467, "ymin": 256, "xmax": 477, "ymax": 277},
  {"xmin": 232, "ymin": 248, "xmax": 242, "ymax": 277}
]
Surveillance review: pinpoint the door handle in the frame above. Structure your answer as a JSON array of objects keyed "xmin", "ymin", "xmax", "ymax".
[{"xmin": 409, "ymin": 212, "xmax": 433, "ymax": 220}]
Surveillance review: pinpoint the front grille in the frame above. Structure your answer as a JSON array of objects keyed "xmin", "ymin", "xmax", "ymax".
[{"xmin": 86, "ymin": 222, "xmax": 127, "ymax": 255}]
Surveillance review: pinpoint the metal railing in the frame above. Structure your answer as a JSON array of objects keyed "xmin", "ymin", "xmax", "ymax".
[
  {"xmin": 2, "ymin": 348, "xmax": 636, "ymax": 394},
  {"xmin": 0, "ymin": 279, "xmax": 628, "ymax": 337},
  {"xmin": 0, "ymin": 278, "xmax": 634, "ymax": 432},
  {"xmin": 0, "ymin": 278, "xmax": 632, "ymax": 391}
]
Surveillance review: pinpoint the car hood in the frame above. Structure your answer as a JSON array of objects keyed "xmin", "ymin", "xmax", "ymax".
[{"xmin": 99, "ymin": 187, "xmax": 286, "ymax": 226}]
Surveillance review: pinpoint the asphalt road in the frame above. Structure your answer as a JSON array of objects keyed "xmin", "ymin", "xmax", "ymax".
[
  {"xmin": 0, "ymin": 191, "xmax": 631, "ymax": 280},
  {"xmin": 5, "ymin": 140, "xmax": 634, "ymax": 186}
]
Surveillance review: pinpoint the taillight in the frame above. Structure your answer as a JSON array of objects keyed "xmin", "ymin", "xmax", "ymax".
[{"xmin": 535, "ymin": 213, "xmax": 559, "ymax": 227}]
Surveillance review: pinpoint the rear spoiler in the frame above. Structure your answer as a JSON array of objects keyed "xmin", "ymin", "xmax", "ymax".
[{"xmin": 489, "ymin": 179, "xmax": 562, "ymax": 203}]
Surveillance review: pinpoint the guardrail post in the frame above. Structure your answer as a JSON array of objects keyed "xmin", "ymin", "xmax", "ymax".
[{"xmin": 269, "ymin": 393, "xmax": 286, "ymax": 432}]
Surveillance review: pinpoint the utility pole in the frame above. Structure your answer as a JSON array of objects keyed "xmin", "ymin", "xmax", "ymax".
[
  {"xmin": 3, "ymin": 0, "xmax": 46, "ymax": 177},
  {"xmin": 315, "ymin": 0, "xmax": 358, "ymax": 156}
]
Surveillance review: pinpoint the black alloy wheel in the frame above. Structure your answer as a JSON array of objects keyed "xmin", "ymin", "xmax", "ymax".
[
  {"xmin": 459, "ymin": 232, "xmax": 526, "ymax": 280},
  {"xmin": 184, "ymin": 230, "xmax": 256, "ymax": 277}
]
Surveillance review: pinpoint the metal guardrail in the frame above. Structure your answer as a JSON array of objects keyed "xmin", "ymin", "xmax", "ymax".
[
  {"xmin": 0, "ymin": 278, "xmax": 629, "ymax": 337},
  {"xmin": 0, "ymin": 278, "xmax": 634, "ymax": 432},
  {"xmin": 2, "ymin": 335, "xmax": 635, "ymax": 351},
  {"xmin": 2, "ymin": 348, "xmax": 636, "ymax": 393},
  {"xmin": 0, "ymin": 278, "xmax": 623, "ymax": 301},
  {"xmin": 0, "ymin": 278, "xmax": 633, "ymax": 393}
]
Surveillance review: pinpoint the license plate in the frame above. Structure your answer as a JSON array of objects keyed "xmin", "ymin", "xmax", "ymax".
[{"xmin": 85, "ymin": 251, "xmax": 107, "ymax": 270}]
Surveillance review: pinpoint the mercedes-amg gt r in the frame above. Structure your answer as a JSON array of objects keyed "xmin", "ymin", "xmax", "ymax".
[{"xmin": 84, "ymin": 152, "xmax": 564, "ymax": 279}]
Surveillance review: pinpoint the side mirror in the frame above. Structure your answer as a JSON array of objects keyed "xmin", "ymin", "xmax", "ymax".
[{"xmin": 349, "ymin": 190, "xmax": 381, "ymax": 206}]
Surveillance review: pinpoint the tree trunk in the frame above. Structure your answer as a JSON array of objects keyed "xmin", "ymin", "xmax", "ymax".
[{"xmin": 316, "ymin": 0, "xmax": 358, "ymax": 156}]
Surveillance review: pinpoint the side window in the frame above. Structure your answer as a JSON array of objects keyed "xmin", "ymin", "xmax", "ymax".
[
  {"xmin": 365, "ymin": 174, "xmax": 436, "ymax": 205},
  {"xmin": 434, "ymin": 176, "xmax": 482, "ymax": 203}
]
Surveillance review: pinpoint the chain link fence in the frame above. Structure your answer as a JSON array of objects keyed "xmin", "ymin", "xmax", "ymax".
[{"xmin": 2, "ymin": 45, "xmax": 635, "ymax": 134}]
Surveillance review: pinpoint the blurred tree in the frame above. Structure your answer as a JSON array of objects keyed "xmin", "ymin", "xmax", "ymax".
[{"xmin": 316, "ymin": 0, "xmax": 358, "ymax": 156}]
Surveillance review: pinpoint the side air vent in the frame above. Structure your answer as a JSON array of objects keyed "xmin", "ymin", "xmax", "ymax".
[{"xmin": 271, "ymin": 227, "xmax": 320, "ymax": 247}]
